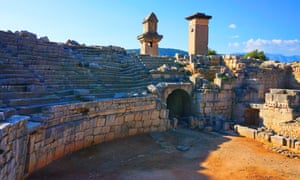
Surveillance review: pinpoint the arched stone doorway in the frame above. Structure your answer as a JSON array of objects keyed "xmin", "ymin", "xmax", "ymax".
[{"xmin": 167, "ymin": 89, "xmax": 192, "ymax": 119}]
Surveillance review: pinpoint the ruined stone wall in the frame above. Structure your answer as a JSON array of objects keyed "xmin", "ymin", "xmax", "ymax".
[
  {"xmin": 229, "ymin": 67, "xmax": 287, "ymax": 123},
  {"xmin": 191, "ymin": 55, "xmax": 223, "ymax": 82},
  {"xmin": 0, "ymin": 96, "xmax": 168, "ymax": 178},
  {"xmin": 0, "ymin": 116, "xmax": 29, "ymax": 180},
  {"xmin": 247, "ymin": 68, "xmax": 287, "ymax": 100},
  {"xmin": 259, "ymin": 89, "xmax": 300, "ymax": 135},
  {"xmin": 224, "ymin": 55, "xmax": 287, "ymax": 99},
  {"xmin": 26, "ymin": 96, "xmax": 167, "ymax": 174},
  {"xmin": 193, "ymin": 87, "xmax": 232, "ymax": 119},
  {"xmin": 277, "ymin": 121, "xmax": 300, "ymax": 138},
  {"xmin": 223, "ymin": 55, "xmax": 245, "ymax": 71},
  {"xmin": 234, "ymin": 124, "xmax": 300, "ymax": 153},
  {"xmin": 260, "ymin": 107, "xmax": 294, "ymax": 130}
]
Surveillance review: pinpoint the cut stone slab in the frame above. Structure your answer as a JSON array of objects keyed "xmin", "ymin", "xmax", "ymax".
[{"xmin": 271, "ymin": 135, "xmax": 287, "ymax": 146}]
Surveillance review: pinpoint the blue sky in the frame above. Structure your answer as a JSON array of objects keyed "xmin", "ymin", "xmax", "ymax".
[{"xmin": 0, "ymin": 0, "xmax": 299, "ymax": 55}]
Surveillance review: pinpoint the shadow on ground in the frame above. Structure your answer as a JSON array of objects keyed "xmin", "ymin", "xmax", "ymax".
[{"xmin": 27, "ymin": 127, "xmax": 231, "ymax": 180}]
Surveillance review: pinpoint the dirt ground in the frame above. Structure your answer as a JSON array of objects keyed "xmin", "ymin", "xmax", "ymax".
[{"xmin": 27, "ymin": 128, "xmax": 300, "ymax": 180}]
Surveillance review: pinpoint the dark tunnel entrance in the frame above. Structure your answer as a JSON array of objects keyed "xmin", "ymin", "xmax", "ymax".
[
  {"xmin": 244, "ymin": 108, "xmax": 260, "ymax": 127},
  {"xmin": 167, "ymin": 89, "xmax": 192, "ymax": 119}
]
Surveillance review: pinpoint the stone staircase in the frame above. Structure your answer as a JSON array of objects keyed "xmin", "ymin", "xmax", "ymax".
[{"xmin": 0, "ymin": 30, "xmax": 152, "ymax": 115}]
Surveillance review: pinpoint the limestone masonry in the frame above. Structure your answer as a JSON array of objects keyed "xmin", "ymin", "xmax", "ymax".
[{"xmin": 1, "ymin": 12, "xmax": 300, "ymax": 179}]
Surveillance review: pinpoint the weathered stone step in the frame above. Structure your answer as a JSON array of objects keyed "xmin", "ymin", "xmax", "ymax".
[
  {"xmin": 8, "ymin": 96, "xmax": 61, "ymax": 106},
  {"xmin": 0, "ymin": 73, "xmax": 36, "ymax": 79},
  {"xmin": 0, "ymin": 84, "xmax": 30, "ymax": 92},
  {"xmin": 17, "ymin": 100, "xmax": 80, "ymax": 115},
  {"xmin": 33, "ymin": 70, "xmax": 78, "ymax": 76},
  {"xmin": 0, "ymin": 92, "xmax": 50, "ymax": 99},
  {"xmin": 0, "ymin": 78, "xmax": 40, "ymax": 85}
]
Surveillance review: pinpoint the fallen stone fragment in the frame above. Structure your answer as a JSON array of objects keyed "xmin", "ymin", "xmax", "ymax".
[{"xmin": 176, "ymin": 145, "xmax": 190, "ymax": 151}]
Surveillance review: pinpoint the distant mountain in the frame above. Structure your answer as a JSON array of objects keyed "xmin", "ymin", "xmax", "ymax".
[
  {"xmin": 265, "ymin": 53, "xmax": 300, "ymax": 63},
  {"xmin": 126, "ymin": 48, "xmax": 300, "ymax": 63},
  {"xmin": 126, "ymin": 48, "xmax": 188, "ymax": 56}
]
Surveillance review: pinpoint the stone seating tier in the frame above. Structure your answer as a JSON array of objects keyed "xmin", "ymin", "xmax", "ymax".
[
  {"xmin": 138, "ymin": 56, "xmax": 178, "ymax": 70},
  {"xmin": 0, "ymin": 30, "xmax": 152, "ymax": 115}
]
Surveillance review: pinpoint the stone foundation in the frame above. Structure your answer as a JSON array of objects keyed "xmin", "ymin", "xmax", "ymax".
[
  {"xmin": 234, "ymin": 125, "xmax": 300, "ymax": 153},
  {"xmin": 259, "ymin": 89, "xmax": 300, "ymax": 136}
]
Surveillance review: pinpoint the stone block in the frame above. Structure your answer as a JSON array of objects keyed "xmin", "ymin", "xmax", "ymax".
[
  {"xmin": 134, "ymin": 112, "xmax": 142, "ymax": 121},
  {"xmin": 234, "ymin": 125, "xmax": 257, "ymax": 139},
  {"xmin": 150, "ymin": 126, "xmax": 158, "ymax": 132},
  {"xmin": 105, "ymin": 115, "xmax": 121, "ymax": 126},
  {"xmin": 93, "ymin": 135, "xmax": 104, "ymax": 144},
  {"xmin": 150, "ymin": 111, "xmax": 159, "ymax": 120},
  {"xmin": 256, "ymin": 132, "xmax": 271, "ymax": 143},
  {"xmin": 124, "ymin": 113, "xmax": 134, "ymax": 122},
  {"xmin": 270, "ymin": 135, "xmax": 286, "ymax": 147},
  {"xmin": 136, "ymin": 121, "xmax": 143, "ymax": 128},
  {"xmin": 287, "ymin": 138, "xmax": 296, "ymax": 149},
  {"xmin": 84, "ymin": 136, "xmax": 93, "ymax": 147},
  {"xmin": 143, "ymin": 120, "xmax": 152, "ymax": 127},
  {"xmin": 116, "ymin": 115, "xmax": 125, "ymax": 124},
  {"xmin": 142, "ymin": 111, "xmax": 150, "ymax": 121},
  {"xmin": 295, "ymin": 141, "xmax": 300, "ymax": 152},
  {"xmin": 104, "ymin": 132, "xmax": 114, "ymax": 141},
  {"xmin": 95, "ymin": 117, "xmax": 105, "ymax": 127},
  {"xmin": 75, "ymin": 132, "xmax": 84, "ymax": 141},
  {"xmin": 129, "ymin": 128, "xmax": 138, "ymax": 136},
  {"xmin": 152, "ymin": 119, "xmax": 161, "ymax": 126},
  {"xmin": 84, "ymin": 128, "xmax": 93, "ymax": 137}
]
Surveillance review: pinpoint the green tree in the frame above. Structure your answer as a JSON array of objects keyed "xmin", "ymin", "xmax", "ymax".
[
  {"xmin": 208, "ymin": 48, "xmax": 217, "ymax": 55},
  {"xmin": 244, "ymin": 49, "xmax": 268, "ymax": 61}
]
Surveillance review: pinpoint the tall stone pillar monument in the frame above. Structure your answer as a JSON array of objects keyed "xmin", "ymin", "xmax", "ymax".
[
  {"xmin": 186, "ymin": 12, "xmax": 212, "ymax": 56},
  {"xmin": 137, "ymin": 12, "xmax": 163, "ymax": 56}
]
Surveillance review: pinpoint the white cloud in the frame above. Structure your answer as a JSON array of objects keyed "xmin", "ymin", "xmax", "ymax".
[
  {"xmin": 272, "ymin": 39, "xmax": 282, "ymax": 44},
  {"xmin": 243, "ymin": 38, "xmax": 300, "ymax": 55},
  {"xmin": 228, "ymin": 42, "xmax": 240, "ymax": 48},
  {"xmin": 228, "ymin": 24, "xmax": 236, "ymax": 29}
]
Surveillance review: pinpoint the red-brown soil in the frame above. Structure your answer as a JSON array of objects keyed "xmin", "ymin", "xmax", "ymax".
[{"xmin": 27, "ymin": 128, "xmax": 300, "ymax": 180}]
